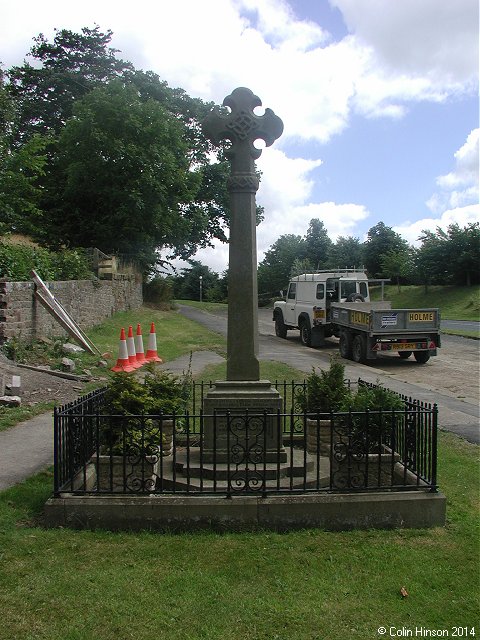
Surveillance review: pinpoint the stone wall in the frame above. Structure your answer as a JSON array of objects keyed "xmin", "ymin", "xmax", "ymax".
[{"xmin": 0, "ymin": 277, "xmax": 143, "ymax": 343}]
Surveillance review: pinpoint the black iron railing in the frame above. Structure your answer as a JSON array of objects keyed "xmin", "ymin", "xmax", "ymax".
[{"xmin": 53, "ymin": 380, "xmax": 438, "ymax": 496}]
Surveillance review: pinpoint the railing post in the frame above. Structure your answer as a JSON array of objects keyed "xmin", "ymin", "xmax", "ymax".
[
  {"xmin": 430, "ymin": 403, "xmax": 439, "ymax": 492},
  {"xmin": 53, "ymin": 407, "xmax": 60, "ymax": 496}
]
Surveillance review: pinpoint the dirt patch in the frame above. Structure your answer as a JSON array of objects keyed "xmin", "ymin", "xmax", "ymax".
[{"xmin": 0, "ymin": 352, "xmax": 96, "ymax": 407}]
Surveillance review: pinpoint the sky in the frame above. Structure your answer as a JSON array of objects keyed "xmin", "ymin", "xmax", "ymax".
[{"xmin": 0, "ymin": 0, "xmax": 478, "ymax": 274}]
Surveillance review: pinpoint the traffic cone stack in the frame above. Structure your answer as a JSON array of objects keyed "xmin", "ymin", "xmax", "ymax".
[
  {"xmin": 134, "ymin": 323, "xmax": 146, "ymax": 366},
  {"xmin": 126, "ymin": 325, "xmax": 142, "ymax": 369},
  {"xmin": 145, "ymin": 322, "xmax": 163, "ymax": 363},
  {"xmin": 111, "ymin": 328, "xmax": 135, "ymax": 372}
]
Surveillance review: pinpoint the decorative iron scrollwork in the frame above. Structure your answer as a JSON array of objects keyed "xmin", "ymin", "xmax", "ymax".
[{"xmin": 227, "ymin": 414, "xmax": 266, "ymax": 493}]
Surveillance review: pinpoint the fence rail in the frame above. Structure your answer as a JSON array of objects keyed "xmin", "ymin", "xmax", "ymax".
[{"xmin": 53, "ymin": 380, "xmax": 438, "ymax": 496}]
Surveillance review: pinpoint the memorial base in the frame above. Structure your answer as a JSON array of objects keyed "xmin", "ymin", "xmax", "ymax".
[{"xmin": 202, "ymin": 380, "xmax": 286, "ymax": 464}]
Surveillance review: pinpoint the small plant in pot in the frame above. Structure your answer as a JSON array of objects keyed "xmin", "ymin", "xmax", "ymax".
[
  {"xmin": 97, "ymin": 364, "xmax": 191, "ymax": 491},
  {"xmin": 296, "ymin": 357, "xmax": 351, "ymax": 416},
  {"xmin": 142, "ymin": 362, "xmax": 192, "ymax": 455},
  {"xmin": 296, "ymin": 357, "xmax": 352, "ymax": 456},
  {"xmin": 332, "ymin": 381, "xmax": 405, "ymax": 489},
  {"xmin": 339, "ymin": 381, "xmax": 404, "ymax": 453}
]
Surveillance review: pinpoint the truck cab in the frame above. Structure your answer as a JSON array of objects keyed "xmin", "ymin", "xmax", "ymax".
[{"xmin": 274, "ymin": 270, "xmax": 370, "ymax": 347}]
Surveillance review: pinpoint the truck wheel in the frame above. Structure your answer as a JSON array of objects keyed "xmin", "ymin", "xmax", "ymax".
[
  {"xmin": 398, "ymin": 351, "xmax": 412, "ymax": 360},
  {"xmin": 339, "ymin": 332, "xmax": 352, "ymax": 359},
  {"xmin": 352, "ymin": 334, "xmax": 367, "ymax": 363},
  {"xmin": 414, "ymin": 351, "xmax": 430, "ymax": 364},
  {"xmin": 275, "ymin": 316, "xmax": 288, "ymax": 339},
  {"xmin": 300, "ymin": 319, "xmax": 312, "ymax": 347}
]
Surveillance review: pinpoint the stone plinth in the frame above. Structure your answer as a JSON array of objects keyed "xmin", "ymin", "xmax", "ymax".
[{"xmin": 202, "ymin": 380, "xmax": 286, "ymax": 463}]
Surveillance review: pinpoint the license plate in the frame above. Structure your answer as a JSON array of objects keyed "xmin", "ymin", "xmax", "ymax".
[{"xmin": 388, "ymin": 342, "xmax": 426, "ymax": 351}]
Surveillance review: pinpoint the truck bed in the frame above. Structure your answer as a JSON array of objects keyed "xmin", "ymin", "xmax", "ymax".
[{"xmin": 331, "ymin": 303, "xmax": 440, "ymax": 335}]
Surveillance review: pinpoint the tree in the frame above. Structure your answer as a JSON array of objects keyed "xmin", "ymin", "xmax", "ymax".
[
  {"xmin": 257, "ymin": 234, "xmax": 305, "ymax": 295},
  {"xmin": 363, "ymin": 222, "xmax": 408, "ymax": 277},
  {"xmin": 5, "ymin": 31, "xmax": 233, "ymax": 270},
  {"xmin": 290, "ymin": 257, "xmax": 315, "ymax": 278},
  {"xmin": 171, "ymin": 260, "xmax": 220, "ymax": 301},
  {"xmin": 327, "ymin": 236, "xmax": 364, "ymax": 270},
  {"xmin": 7, "ymin": 26, "xmax": 133, "ymax": 143},
  {"xmin": 303, "ymin": 219, "xmax": 332, "ymax": 269},
  {"xmin": 416, "ymin": 223, "xmax": 480, "ymax": 288},
  {"xmin": 0, "ymin": 71, "xmax": 49, "ymax": 235},
  {"xmin": 414, "ymin": 230, "xmax": 447, "ymax": 291},
  {"xmin": 444, "ymin": 222, "xmax": 480, "ymax": 286},
  {"xmin": 42, "ymin": 81, "xmax": 200, "ymax": 267},
  {"xmin": 380, "ymin": 247, "xmax": 413, "ymax": 291}
]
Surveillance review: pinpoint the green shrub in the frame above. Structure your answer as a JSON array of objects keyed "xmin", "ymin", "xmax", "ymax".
[
  {"xmin": 340, "ymin": 382, "xmax": 405, "ymax": 450},
  {"xmin": 143, "ymin": 277, "xmax": 173, "ymax": 303},
  {"xmin": 296, "ymin": 358, "xmax": 351, "ymax": 414},
  {"xmin": 100, "ymin": 365, "xmax": 192, "ymax": 454},
  {"xmin": 0, "ymin": 241, "xmax": 92, "ymax": 281}
]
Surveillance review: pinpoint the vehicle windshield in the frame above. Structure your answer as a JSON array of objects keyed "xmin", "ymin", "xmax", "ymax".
[{"xmin": 340, "ymin": 281, "xmax": 357, "ymax": 299}]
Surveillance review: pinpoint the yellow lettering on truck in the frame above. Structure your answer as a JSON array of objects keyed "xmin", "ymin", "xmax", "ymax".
[
  {"xmin": 409, "ymin": 312, "xmax": 434, "ymax": 322},
  {"xmin": 351, "ymin": 311, "xmax": 369, "ymax": 326}
]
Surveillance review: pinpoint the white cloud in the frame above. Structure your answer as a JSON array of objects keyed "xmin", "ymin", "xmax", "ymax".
[
  {"xmin": 427, "ymin": 128, "xmax": 479, "ymax": 213},
  {"xmin": 255, "ymin": 149, "xmax": 369, "ymax": 260},
  {"xmin": 396, "ymin": 129, "xmax": 480, "ymax": 244},
  {"xmin": 2, "ymin": 0, "xmax": 476, "ymax": 144},
  {"xmin": 330, "ymin": 0, "xmax": 479, "ymax": 85},
  {"xmin": 182, "ymin": 147, "xmax": 370, "ymax": 273},
  {"xmin": 436, "ymin": 128, "xmax": 480, "ymax": 190},
  {"xmin": 394, "ymin": 204, "xmax": 480, "ymax": 246}
]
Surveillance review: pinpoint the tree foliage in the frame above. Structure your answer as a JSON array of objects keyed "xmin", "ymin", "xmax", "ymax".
[
  {"xmin": 304, "ymin": 219, "xmax": 332, "ymax": 269},
  {"xmin": 327, "ymin": 235, "xmax": 364, "ymax": 269},
  {"xmin": 48, "ymin": 81, "xmax": 198, "ymax": 263},
  {"xmin": 258, "ymin": 234, "xmax": 305, "ymax": 295},
  {"xmin": 380, "ymin": 247, "xmax": 414, "ymax": 291},
  {"xmin": 3, "ymin": 27, "xmax": 231, "ymax": 274},
  {"xmin": 363, "ymin": 222, "xmax": 408, "ymax": 277},
  {"xmin": 415, "ymin": 223, "xmax": 480, "ymax": 288},
  {"xmin": 7, "ymin": 26, "xmax": 134, "ymax": 142},
  {"xmin": 257, "ymin": 219, "xmax": 477, "ymax": 297},
  {"xmin": 169, "ymin": 260, "xmax": 226, "ymax": 302}
]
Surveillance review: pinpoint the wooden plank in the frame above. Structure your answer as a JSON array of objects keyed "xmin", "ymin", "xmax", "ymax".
[{"xmin": 30, "ymin": 270, "xmax": 101, "ymax": 355}]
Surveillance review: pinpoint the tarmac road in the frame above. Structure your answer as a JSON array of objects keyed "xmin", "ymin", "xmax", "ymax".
[{"xmin": 178, "ymin": 305, "xmax": 480, "ymax": 445}]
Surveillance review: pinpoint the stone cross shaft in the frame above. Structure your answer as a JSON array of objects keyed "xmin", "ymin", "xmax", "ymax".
[{"xmin": 203, "ymin": 87, "xmax": 283, "ymax": 381}]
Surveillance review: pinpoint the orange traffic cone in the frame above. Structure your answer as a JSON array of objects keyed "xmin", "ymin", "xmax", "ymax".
[
  {"xmin": 135, "ymin": 323, "xmax": 146, "ymax": 366},
  {"xmin": 145, "ymin": 322, "xmax": 162, "ymax": 363},
  {"xmin": 126, "ymin": 325, "xmax": 141, "ymax": 369},
  {"xmin": 111, "ymin": 328, "xmax": 135, "ymax": 372}
]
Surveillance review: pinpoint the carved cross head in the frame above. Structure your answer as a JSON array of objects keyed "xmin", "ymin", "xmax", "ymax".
[{"xmin": 203, "ymin": 87, "xmax": 283, "ymax": 167}]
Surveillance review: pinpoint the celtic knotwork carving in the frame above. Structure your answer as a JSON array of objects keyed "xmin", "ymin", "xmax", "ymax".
[
  {"xmin": 227, "ymin": 174, "xmax": 260, "ymax": 192},
  {"xmin": 226, "ymin": 110, "xmax": 259, "ymax": 140},
  {"xmin": 202, "ymin": 87, "xmax": 283, "ymax": 164}
]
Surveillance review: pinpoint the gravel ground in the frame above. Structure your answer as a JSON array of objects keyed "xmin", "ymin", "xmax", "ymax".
[{"xmin": 0, "ymin": 351, "xmax": 96, "ymax": 407}]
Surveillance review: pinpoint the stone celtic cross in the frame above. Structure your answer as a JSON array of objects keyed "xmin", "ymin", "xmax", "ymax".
[{"xmin": 203, "ymin": 87, "xmax": 283, "ymax": 381}]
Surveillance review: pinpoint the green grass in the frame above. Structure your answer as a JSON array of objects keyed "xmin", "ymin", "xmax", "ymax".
[
  {"xmin": 175, "ymin": 299, "xmax": 228, "ymax": 312},
  {"xmin": 197, "ymin": 360, "xmax": 305, "ymax": 383},
  {"xmin": 0, "ymin": 306, "xmax": 227, "ymax": 432},
  {"xmin": 370, "ymin": 284, "xmax": 480, "ymax": 321},
  {"xmin": 86, "ymin": 306, "xmax": 226, "ymax": 362},
  {"xmin": 0, "ymin": 402, "xmax": 54, "ymax": 432},
  {"xmin": 0, "ymin": 432, "xmax": 478, "ymax": 639}
]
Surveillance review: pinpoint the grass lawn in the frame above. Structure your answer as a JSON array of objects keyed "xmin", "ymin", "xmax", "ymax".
[
  {"xmin": 0, "ymin": 431, "xmax": 478, "ymax": 640},
  {"xmin": 370, "ymin": 284, "xmax": 480, "ymax": 321},
  {"xmin": 0, "ymin": 306, "xmax": 227, "ymax": 433}
]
